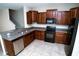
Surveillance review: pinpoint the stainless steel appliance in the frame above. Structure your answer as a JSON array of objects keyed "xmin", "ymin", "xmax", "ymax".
[
  {"xmin": 46, "ymin": 18, "xmax": 56, "ymax": 24},
  {"xmin": 13, "ymin": 38, "xmax": 24, "ymax": 55},
  {"xmin": 65, "ymin": 18, "xmax": 79, "ymax": 56}
]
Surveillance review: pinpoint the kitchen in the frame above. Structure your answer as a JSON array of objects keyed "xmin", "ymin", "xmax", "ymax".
[{"xmin": 0, "ymin": 3, "xmax": 79, "ymax": 56}]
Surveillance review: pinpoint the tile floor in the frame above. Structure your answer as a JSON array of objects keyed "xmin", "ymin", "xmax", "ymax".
[{"xmin": 18, "ymin": 39, "xmax": 66, "ymax": 56}]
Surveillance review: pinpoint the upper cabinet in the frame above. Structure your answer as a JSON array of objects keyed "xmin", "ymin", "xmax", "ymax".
[
  {"xmin": 37, "ymin": 12, "xmax": 46, "ymax": 24},
  {"xmin": 26, "ymin": 7, "xmax": 79, "ymax": 25},
  {"xmin": 27, "ymin": 10, "xmax": 38, "ymax": 24},
  {"xmin": 46, "ymin": 9, "xmax": 57, "ymax": 18},
  {"xmin": 70, "ymin": 7, "xmax": 79, "ymax": 25},
  {"xmin": 56, "ymin": 11, "xmax": 71, "ymax": 25},
  {"xmin": 70, "ymin": 7, "xmax": 79, "ymax": 19}
]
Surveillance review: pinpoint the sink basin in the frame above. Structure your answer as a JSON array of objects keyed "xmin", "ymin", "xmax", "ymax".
[
  {"xmin": 6, "ymin": 33, "xmax": 12, "ymax": 37},
  {"xmin": 21, "ymin": 32, "xmax": 24, "ymax": 34},
  {"xmin": 7, "ymin": 33, "xmax": 11, "ymax": 36},
  {"xmin": 25, "ymin": 30, "xmax": 27, "ymax": 32}
]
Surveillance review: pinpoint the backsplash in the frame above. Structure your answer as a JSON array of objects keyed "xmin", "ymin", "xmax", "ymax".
[{"xmin": 32, "ymin": 23, "xmax": 68, "ymax": 29}]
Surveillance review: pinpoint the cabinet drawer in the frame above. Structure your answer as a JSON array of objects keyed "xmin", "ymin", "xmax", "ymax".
[{"xmin": 56, "ymin": 32, "xmax": 67, "ymax": 35}]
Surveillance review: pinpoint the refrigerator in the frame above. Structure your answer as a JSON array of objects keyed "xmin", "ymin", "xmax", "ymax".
[{"xmin": 65, "ymin": 18, "xmax": 79, "ymax": 56}]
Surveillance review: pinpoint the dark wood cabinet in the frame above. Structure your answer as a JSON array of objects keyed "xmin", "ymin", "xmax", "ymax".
[
  {"xmin": 70, "ymin": 7, "xmax": 79, "ymax": 19},
  {"xmin": 37, "ymin": 12, "xmax": 46, "ymax": 24},
  {"xmin": 37, "ymin": 13, "xmax": 42, "ymax": 24},
  {"xmin": 27, "ymin": 11, "xmax": 32, "ymax": 24},
  {"xmin": 70, "ymin": 7, "xmax": 79, "ymax": 25},
  {"xmin": 4, "ymin": 40, "xmax": 15, "ymax": 56},
  {"xmin": 27, "ymin": 11, "xmax": 38, "ymax": 24},
  {"xmin": 23, "ymin": 31, "xmax": 34, "ymax": 48},
  {"xmin": 26, "ymin": 7, "xmax": 79, "ymax": 24},
  {"xmin": 46, "ymin": 9, "xmax": 57, "ymax": 18},
  {"xmin": 64, "ymin": 11, "xmax": 71, "ymax": 25},
  {"xmin": 57, "ymin": 11, "xmax": 71, "ymax": 25},
  {"xmin": 55, "ymin": 32, "xmax": 70, "ymax": 45},
  {"xmin": 35, "ymin": 31, "xmax": 45, "ymax": 40},
  {"xmin": 4, "ymin": 37, "xmax": 24, "ymax": 56}
]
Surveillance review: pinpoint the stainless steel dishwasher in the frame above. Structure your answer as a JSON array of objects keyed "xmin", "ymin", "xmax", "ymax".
[{"xmin": 13, "ymin": 38, "xmax": 24, "ymax": 55}]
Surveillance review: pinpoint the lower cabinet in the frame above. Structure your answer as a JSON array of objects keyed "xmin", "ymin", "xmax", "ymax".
[
  {"xmin": 23, "ymin": 32, "xmax": 34, "ymax": 48},
  {"xmin": 35, "ymin": 31, "xmax": 45, "ymax": 40},
  {"xmin": 55, "ymin": 32, "xmax": 70, "ymax": 45},
  {"xmin": 4, "ymin": 37, "xmax": 24, "ymax": 56},
  {"xmin": 3, "ymin": 30, "xmax": 71, "ymax": 56}
]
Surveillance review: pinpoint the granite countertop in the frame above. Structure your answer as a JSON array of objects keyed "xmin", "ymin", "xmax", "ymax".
[
  {"xmin": 0, "ymin": 27, "xmax": 69, "ymax": 41},
  {"xmin": 0, "ymin": 27, "xmax": 46, "ymax": 41}
]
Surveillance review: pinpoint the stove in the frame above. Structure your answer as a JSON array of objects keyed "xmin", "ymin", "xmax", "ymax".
[{"xmin": 45, "ymin": 26, "xmax": 56, "ymax": 43}]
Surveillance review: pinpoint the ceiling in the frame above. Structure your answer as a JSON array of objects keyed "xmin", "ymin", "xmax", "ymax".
[{"xmin": 0, "ymin": 3, "xmax": 79, "ymax": 9}]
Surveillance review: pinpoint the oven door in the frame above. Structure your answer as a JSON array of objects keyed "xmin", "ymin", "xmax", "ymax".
[
  {"xmin": 45, "ymin": 32, "xmax": 55, "ymax": 43},
  {"xmin": 46, "ymin": 33, "xmax": 54, "ymax": 39}
]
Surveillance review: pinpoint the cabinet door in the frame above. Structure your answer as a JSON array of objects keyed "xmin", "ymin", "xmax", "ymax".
[
  {"xmin": 4, "ymin": 40, "xmax": 15, "ymax": 56},
  {"xmin": 70, "ymin": 8, "xmax": 79, "ymax": 18},
  {"xmin": 35, "ymin": 31, "xmax": 45, "ymax": 40},
  {"xmin": 57, "ymin": 11, "xmax": 62, "ymax": 24},
  {"xmin": 32, "ymin": 11, "xmax": 38, "ymax": 22},
  {"xmin": 61, "ymin": 11, "xmax": 70, "ymax": 25},
  {"xmin": 40, "ymin": 31, "xmax": 45, "ymax": 40},
  {"xmin": 37, "ymin": 13, "xmax": 42, "ymax": 24},
  {"xmin": 57, "ymin": 11, "xmax": 71, "ymax": 25},
  {"xmin": 35, "ymin": 31, "xmax": 41, "ymax": 39},
  {"xmin": 37, "ymin": 12, "xmax": 46, "ymax": 24},
  {"xmin": 23, "ymin": 33, "xmax": 34, "ymax": 48},
  {"xmin": 55, "ymin": 34, "xmax": 67, "ymax": 44},
  {"xmin": 55, "ymin": 32, "xmax": 70, "ymax": 45},
  {"xmin": 46, "ymin": 9, "xmax": 57, "ymax": 18},
  {"xmin": 64, "ymin": 11, "xmax": 71, "ymax": 25},
  {"xmin": 27, "ymin": 11, "xmax": 38, "ymax": 24},
  {"xmin": 70, "ymin": 8, "xmax": 79, "ymax": 25},
  {"xmin": 70, "ymin": 9, "xmax": 75, "ymax": 18},
  {"xmin": 41, "ymin": 12, "xmax": 46, "ymax": 24},
  {"xmin": 27, "ymin": 12, "xmax": 32, "ymax": 24}
]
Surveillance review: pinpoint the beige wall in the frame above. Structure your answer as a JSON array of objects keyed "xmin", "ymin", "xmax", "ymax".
[
  {"xmin": 0, "ymin": 9, "xmax": 15, "ymax": 32},
  {"xmin": 35, "ymin": 3, "xmax": 79, "ymax": 12}
]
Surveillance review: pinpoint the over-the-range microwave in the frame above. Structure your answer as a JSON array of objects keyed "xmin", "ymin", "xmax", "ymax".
[{"xmin": 46, "ymin": 18, "xmax": 56, "ymax": 24}]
